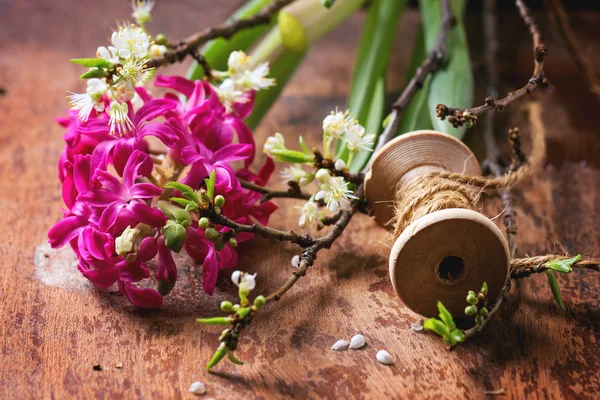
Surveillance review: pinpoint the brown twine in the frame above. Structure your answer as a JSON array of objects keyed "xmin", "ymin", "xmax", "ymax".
[{"xmin": 392, "ymin": 102, "xmax": 546, "ymax": 239}]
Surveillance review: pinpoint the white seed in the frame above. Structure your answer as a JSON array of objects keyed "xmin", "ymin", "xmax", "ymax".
[
  {"xmin": 188, "ymin": 382, "xmax": 206, "ymax": 395},
  {"xmin": 349, "ymin": 334, "xmax": 366, "ymax": 349},
  {"xmin": 291, "ymin": 255, "xmax": 300, "ymax": 268},
  {"xmin": 376, "ymin": 350, "xmax": 394, "ymax": 365},
  {"xmin": 411, "ymin": 322, "xmax": 423, "ymax": 331},
  {"xmin": 331, "ymin": 339, "xmax": 349, "ymax": 351}
]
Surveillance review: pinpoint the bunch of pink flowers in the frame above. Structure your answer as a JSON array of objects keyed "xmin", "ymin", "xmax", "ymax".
[{"xmin": 48, "ymin": 75, "xmax": 276, "ymax": 308}]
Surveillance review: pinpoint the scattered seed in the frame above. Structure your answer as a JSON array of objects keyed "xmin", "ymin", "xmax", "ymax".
[
  {"xmin": 411, "ymin": 322, "xmax": 423, "ymax": 331},
  {"xmin": 92, "ymin": 364, "xmax": 102, "ymax": 371},
  {"xmin": 115, "ymin": 362, "xmax": 123, "ymax": 369},
  {"xmin": 349, "ymin": 334, "xmax": 366, "ymax": 349},
  {"xmin": 331, "ymin": 339, "xmax": 349, "ymax": 351},
  {"xmin": 376, "ymin": 350, "xmax": 394, "ymax": 365},
  {"xmin": 188, "ymin": 382, "xmax": 206, "ymax": 395}
]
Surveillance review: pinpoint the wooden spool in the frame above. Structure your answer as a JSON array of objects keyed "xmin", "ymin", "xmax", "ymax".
[{"xmin": 364, "ymin": 131, "xmax": 510, "ymax": 317}]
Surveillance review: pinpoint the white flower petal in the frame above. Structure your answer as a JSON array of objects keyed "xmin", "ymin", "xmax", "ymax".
[
  {"xmin": 331, "ymin": 340, "xmax": 349, "ymax": 351},
  {"xmin": 291, "ymin": 255, "xmax": 300, "ymax": 268},
  {"xmin": 188, "ymin": 381, "xmax": 206, "ymax": 395},
  {"xmin": 231, "ymin": 270, "xmax": 241, "ymax": 286},
  {"xmin": 376, "ymin": 350, "xmax": 394, "ymax": 365},
  {"xmin": 349, "ymin": 334, "xmax": 366, "ymax": 349}
]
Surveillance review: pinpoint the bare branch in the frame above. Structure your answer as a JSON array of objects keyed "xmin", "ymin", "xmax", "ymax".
[
  {"xmin": 146, "ymin": 0, "xmax": 295, "ymax": 69},
  {"xmin": 436, "ymin": 0, "xmax": 548, "ymax": 128},
  {"xmin": 239, "ymin": 179, "xmax": 313, "ymax": 203}
]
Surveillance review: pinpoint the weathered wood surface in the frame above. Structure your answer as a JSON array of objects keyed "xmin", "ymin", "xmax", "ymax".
[{"xmin": 1, "ymin": 1, "xmax": 599, "ymax": 399}]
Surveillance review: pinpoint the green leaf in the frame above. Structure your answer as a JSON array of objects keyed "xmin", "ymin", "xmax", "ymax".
[
  {"xmin": 71, "ymin": 58, "xmax": 113, "ymax": 69},
  {"xmin": 545, "ymin": 254, "xmax": 582, "ymax": 274},
  {"xmin": 164, "ymin": 181, "xmax": 194, "ymax": 195},
  {"xmin": 227, "ymin": 352, "xmax": 245, "ymax": 365},
  {"xmin": 420, "ymin": 0, "xmax": 472, "ymax": 139},
  {"xmin": 158, "ymin": 200, "xmax": 191, "ymax": 223},
  {"xmin": 170, "ymin": 197, "xmax": 193, "ymax": 208},
  {"xmin": 397, "ymin": 29, "xmax": 433, "ymax": 134},
  {"xmin": 187, "ymin": 0, "xmax": 275, "ymax": 80},
  {"xmin": 205, "ymin": 170, "xmax": 216, "ymax": 202},
  {"xmin": 185, "ymin": 203, "xmax": 198, "ymax": 212},
  {"xmin": 236, "ymin": 306, "xmax": 252, "ymax": 319},
  {"xmin": 443, "ymin": 333, "xmax": 457, "ymax": 347},
  {"xmin": 423, "ymin": 318, "xmax": 450, "ymax": 337},
  {"xmin": 437, "ymin": 301, "xmax": 456, "ymax": 330},
  {"xmin": 450, "ymin": 329, "xmax": 465, "ymax": 344},
  {"xmin": 481, "ymin": 281, "xmax": 489, "ymax": 295},
  {"xmin": 545, "ymin": 270, "xmax": 566, "ymax": 311},
  {"xmin": 79, "ymin": 69, "xmax": 108, "ymax": 79},
  {"xmin": 206, "ymin": 342, "xmax": 229, "ymax": 371},
  {"xmin": 336, "ymin": 0, "xmax": 406, "ymax": 171},
  {"xmin": 269, "ymin": 149, "xmax": 315, "ymax": 164},
  {"xmin": 196, "ymin": 317, "xmax": 233, "ymax": 325}
]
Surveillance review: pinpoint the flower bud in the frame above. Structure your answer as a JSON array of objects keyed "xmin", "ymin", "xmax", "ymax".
[
  {"xmin": 157, "ymin": 280, "xmax": 175, "ymax": 296},
  {"xmin": 163, "ymin": 221, "xmax": 187, "ymax": 253},
  {"xmin": 477, "ymin": 292, "xmax": 486, "ymax": 302},
  {"xmin": 464, "ymin": 305, "xmax": 477, "ymax": 316},
  {"xmin": 253, "ymin": 295, "xmax": 266, "ymax": 309},
  {"xmin": 466, "ymin": 292, "xmax": 478, "ymax": 305},
  {"xmin": 204, "ymin": 227, "xmax": 219, "ymax": 242},
  {"xmin": 220, "ymin": 300, "xmax": 234, "ymax": 312},
  {"xmin": 155, "ymin": 34, "xmax": 167, "ymax": 45},
  {"xmin": 475, "ymin": 315, "xmax": 484, "ymax": 326},
  {"xmin": 116, "ymin": 226, "xmax": 137, "ymax": 256},
  {"xmin": 215, "ymin": 241, "xmax": 225, "ymax": 251},
  {"xmin": 315, "ymin": 168, "xmax": 330, "ymax": 182},
  {"xmin": 214, "ymin": 195, "xmax": 225, "ymax": 207},
  {"xmin": 199, "ymin": 217, "xmax": 210, "ymax": 229},
  {"xmin": 229, "ymin": 238, "xmax": 238, "ymax": 248},
  {"xmin": 479, "ymin": 307, "xmax": 488, "ymax": 317},
  {"xmin": 334, "ymin": 159, "xmax": 346, "ymax": 171}
]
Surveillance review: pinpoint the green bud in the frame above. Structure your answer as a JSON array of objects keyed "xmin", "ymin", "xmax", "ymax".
[
  {"xmin": 205, "ymin": 342, "xmax": 229, "ymax": 371},
  {"xmin": 215, "ymin": 241, "xmax": 225, "ymax": 251},
  {"xmin": 320, "ymin": 0, "xmax": 335, "ymax": 8},
  {"xmin": 477, "ymin": 292, "xmax": 486, "ymax": 302},
  {"xmin": 475, "ymin": 315, "xmax": 484, "ymax": 326},
  {"xmin": 236, "ymin": 306, "xmax": 251, "ymax": 319},
  {"xmin": 204, "ymin": 227, "xmax": 219, "ymax": 242},
  {"xmin": 466, "ymin": 292, "xmax": 478, "ymax": 305},
  {"xmin": 229, "ymin": 238, "xmax": 238, "ymax": 248},
  {"xmin": 220, "ymin": 301, "xmax": 234, "ymax": 312},
  {"xmin": 465, "ymin": 118, "xmax": 473, "ymax": 129},
  {"xmin": 232, "ymin": 304, "xmax": 240, "ymax": 311},
  {"xmin": 163, "ymin": 222, "xmax": 187, "ymax": 253},
  {"xmin": 481, "ymin": 281, "xmax": 489, "ymax": 295},
  {"xmin": 479, "ymin": 307, "xmax": 489, "ymax": 317},
  {"xmin": 199, "ymin": 217, "xmax": 210, "ymax": 229},
  {"xmin": 253, "ymin": 295, "xmax": 266, "ymax": 309},
  {"xmin": 214, "ymin": 207, "xmax": 221, "ymax": 215},
  {"xmin": 464, "ymin": 305, "xmax": 477, "ymax": 316},
  {"xmin": 196, "ymin": 317, "xmax": 233, "ymax": 326},
  {"xmin": 157, "ymin": 280, "xmax": 175, "ymax": 296},
  {"xmin": 214, "ymin": 195, "xmax": 225, "ymax": 207},
  {"xmin": 155, "ymin": 34, "xmax": 167, "ymax": 45}
]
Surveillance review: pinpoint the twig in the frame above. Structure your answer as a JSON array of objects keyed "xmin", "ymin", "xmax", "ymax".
[
  {"xmin": 511, "ymin": 256, "xmax": 600, "ymax": 278},
  {"xmin": 190, "ymin": 49, "xmax": 213, "ymax": 79},
  {"xmin": 544, "ymin": 0, "xmax": 600, "ymax": 98},
  {"xmin": 265, "ymin": 184, "xmax": 363, "ymax": 302},
  {"xmin": 239, "ymin": 179, "xmax": 313, "ymax": 203},
  {"xmin": 367, "ymin": 0, "xmax": 456, "ymax": 168},
  {"xmin": 436, "ymin": 0, "xmax": 548, "ymax": 128},
  {"xmin": 146, "ymin": 0, "xmax": 295, "ymax": 69}
]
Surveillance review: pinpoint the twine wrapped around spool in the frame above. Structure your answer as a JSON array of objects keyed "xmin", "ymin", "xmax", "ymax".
[{"xmin": 364, "ymin": 125, "xmax": 544, "ymax": 318}]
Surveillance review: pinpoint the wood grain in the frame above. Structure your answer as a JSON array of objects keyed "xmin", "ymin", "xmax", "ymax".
[{"xmin": 1, "ymin": 1, "xmax": 599, "ymax": 399}]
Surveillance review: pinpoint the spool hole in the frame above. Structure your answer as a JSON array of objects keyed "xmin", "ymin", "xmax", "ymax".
[{"xmin": 436, "ymin": 256, "xmax": 465, "ymax": 283}]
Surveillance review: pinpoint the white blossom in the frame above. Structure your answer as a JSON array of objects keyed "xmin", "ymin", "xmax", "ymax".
[
  {"xmin": 216, "ymin": 79, "xmax": 249, "ymax": 113},
  {"xmin": 149, "ymin": 44, "xmax": 167, "ymax": 58},
  {"xmin": 349, "ymin": 334, "xmax": 366, "ymax": 349},
  {"xmin": 131, "ymin": 0, "xmax": 155, "ymax": 26},
  {"xmin": 280, "ymin": 164, "xmax": 308, "ymax": 184},
  {"xmin": 113, "ymin": 80, "xmax": 136, "ymax": 103},
  {"xmin": 296, "ymin": 201, "xmax": 324, "ymax": 228},
  {"xmin": 291, "ymin": 255, "xmax": 300, "ymax": 268},
  {"xmin": 344, "ymin": 122, "xmax": 375, "ymax": 153},
  {"xmin": 322, "ymin": 111, "xmax": 348, "ymax": 139},
  {"xmin": 227, "ymin": 51, "xmax": 275, "ymax": 92},
  {"xmin": 263, "ymin": 132, "xmax": 286, "ymax": 156},
  {"xmin": 119, "ymin": 57, "xmax": 155, "ymax": 86},
  {"xmin": 227, "ymin": 51, "xmax": 252, "ymax": 76},
  {"xmin": 110, "ymin": 25, "xmax": 150, "ymax": 60},
  {"xmin": 376, "ymin": 350, "xmax": 394, "ymax": 365},
  {"xmin": 231, "ymin": 271, "xmax": 257, "ymax": 292},
  {"xmin": 315, "ymin": 177, "xmax": 357, "ymax": 212},
  {"xmin": 107, "ymin": 101, "xmax": 134, "ymax": 136},
  {"xmin": 67, "ymin": 78, "xmax": 107, "ymax": 122},
  {"xmin": 97, "ymin": 46, "xmax": 118, "ymax": 64}
]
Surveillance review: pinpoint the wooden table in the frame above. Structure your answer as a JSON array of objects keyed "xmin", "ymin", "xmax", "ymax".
[{"xmin": 1, "ymin": 1, "xmax": 599, "ymax": 398}]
